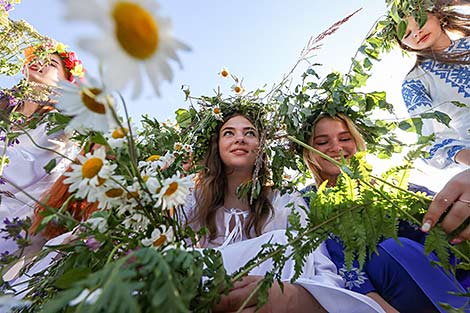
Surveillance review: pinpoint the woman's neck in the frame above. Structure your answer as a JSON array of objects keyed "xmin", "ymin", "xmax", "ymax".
[
  {"xmin": 432, "ymin": 31, "xmax": 452, "ymax": 51},
  {"xmin": 224, "ymin": 169, "xmax": 252, "ymax": 211}
]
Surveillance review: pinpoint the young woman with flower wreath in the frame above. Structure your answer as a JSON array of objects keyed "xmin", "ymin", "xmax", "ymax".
[
  {"xmin": 302, "ymin": 112, "xmax": 470, "ymax": 312},
  {"xmin": 180, "ymin": 103, "xmax": 385, "ymax": 312},
  {"xmin": 0, "ymin": 42, "xmax": 85, "ymax": 256},
  {"xmin": 182, "ymin": 109, "xmax": 308, "ymax": 248},
  {"xmin": 393, "ymin": 1, "xmax": 470, "ymax": 169}
]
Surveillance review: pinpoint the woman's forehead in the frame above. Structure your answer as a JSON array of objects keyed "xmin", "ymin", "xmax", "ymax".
[{"xmin": 222, "ymin": 115, "xmax": 256, "ymax": 129}]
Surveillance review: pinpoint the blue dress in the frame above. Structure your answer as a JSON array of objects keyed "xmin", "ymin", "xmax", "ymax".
[
  {"xmin": 302, "ymin": 184, "xmax": 470, "ymax": 312},
  {"xmin": 402, "ymin": 36, "xmax": 470, "ymax": 169}
]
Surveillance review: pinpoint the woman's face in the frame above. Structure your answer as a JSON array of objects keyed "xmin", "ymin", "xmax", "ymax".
[
  {"xmin": 25, "ymin": 53, "xmax": 67, "ymax": 86},
  {"xmin": 218, "ymin": 115, "xmax": 260, "ymax": 173},
  {"xmin": 311, "ymin": 117, "xmax": 357, "ymax": 181},
  {"xmin": 400, "ymin": 13, "xmax": 449, "ymax": 51}
]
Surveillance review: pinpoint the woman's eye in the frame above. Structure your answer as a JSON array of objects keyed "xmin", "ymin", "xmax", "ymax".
[
  {"xmin": 403, "ymin": 31, "xmax": 411, "ymax": 39},
  {"xmin": 340, "ymin": 137, "xmax": 352, "ymax": 142},
  {"xmin": 315, "ymin": 141, "xmax": 328, "ymax": 146},
  {"xmin": 246, "ymin": 130, "xmax": 256, "ymax": 137},
  {"xmin": 222, "ymin": 130, "xmax": 233, "ymax": 136}
]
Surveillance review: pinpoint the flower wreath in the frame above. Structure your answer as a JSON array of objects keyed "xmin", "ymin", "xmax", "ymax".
[
  {"xmin": 24, "ymin": 40, "xmax": 85, "ymax": 83},
  {"xmin": 179, "ymin": 92, "xmax": 269, "ymax": 164},
  {"xmin": 280, "ymin": 69, "xmax": 399, "ymax": 158}
]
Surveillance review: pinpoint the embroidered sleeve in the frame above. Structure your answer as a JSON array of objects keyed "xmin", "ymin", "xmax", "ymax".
[{"xmin": 402, "ymin": 79, "xmax": 468, "ymax": 169}]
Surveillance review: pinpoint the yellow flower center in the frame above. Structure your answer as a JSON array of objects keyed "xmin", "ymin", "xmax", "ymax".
[
  {"xmin": 105, "ymin": 188, "xmax": 124, "ymax": 198},
  {"xmin": 164, "ymin": 182, "xmax": 178, "ymax": 196},
  {"xmin": 234, "ymin": 86, "xmax": 242, "ymax": 93},
  {"xmin": 153, "ymin": 234, "xmax": 166, "ymax": 247},
  {"xmin": 112, "ymin": 127, "xmax": 129, "ymax": 139},
  {"xmin": 146, "ymin": 155, "xmax": 161, "ymax": 162},
  {"xmin": 213, "ymin": 107, "xmax": 221, "ymax": 114},
  {"xmin": 112, "ymin": 1, "xmax": 159, "ymax": 60},
  {"xmin": 220, "ymin": 69, "xmax": 229, "ymax": 77},
  {"xmin": 127, "ymin": 191, "xmax": 139, "ymax": 200},
  {"xmin": 174, "ymin": 144, "xmax": 182, "ymax": 151},
  {"xmin": 82, "ymin": 157, "xmax": 103, "ymax": 179},
  {"xmin": 81, "ymin": 88, "xmax": 106, "ymax": 114},
  {"xmin": 142, "ymin": 175, "xmax": 149, "ymax": 182}
]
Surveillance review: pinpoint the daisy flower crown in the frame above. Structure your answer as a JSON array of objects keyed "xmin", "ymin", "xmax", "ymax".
[
  {"xmin": 181, "ymin": 93, "xmax": 268, "ymax": 164},
  {"xmin": 24, "ymin": 41, "xmax": 85, "ymax": 83}
]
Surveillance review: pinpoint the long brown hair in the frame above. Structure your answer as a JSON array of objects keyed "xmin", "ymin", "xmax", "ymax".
[
  {"xmin": 191, "ymin": 113, "xmax": 273, "ymax": 242},
  {"xmin": 398, "ymin": 4, "xmax": 470, "ymax": 66},
  {"xmin": 303, "ymin": 113, "xmax": 366, "ymax": 186}
]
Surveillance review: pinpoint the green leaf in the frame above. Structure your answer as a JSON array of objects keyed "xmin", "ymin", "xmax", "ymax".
[
  {"xmin": 43, "ymin": 158, "xmax": 57, "ymax": 174},
  {"xmin": 175, "ymin": 109, "xmax": 192, "ymax": 128},
  {"xmin": 397, "ymin": 20, "xmax": 407, "ymax": 40},
  {"xmin": 54, "ymin": 268, "xmax": 91, "ymax": 289},
  {"xmin": 421, "ymin": 111, "xmax": 452, "ymax": 127}
]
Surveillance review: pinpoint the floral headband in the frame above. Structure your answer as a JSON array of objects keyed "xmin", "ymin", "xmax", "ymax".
[
  {"xmin": 24, "ymin": 41, "xmax": 85, "ymax": 83},
  {"xmin": 178, "ymin": 94, "xmax": 267, "ymax": 163}
]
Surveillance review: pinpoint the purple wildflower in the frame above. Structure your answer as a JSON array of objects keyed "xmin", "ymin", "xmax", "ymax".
[{"xmin": 85, "ymin": 236, "xmax": 102, "ymax": 252}]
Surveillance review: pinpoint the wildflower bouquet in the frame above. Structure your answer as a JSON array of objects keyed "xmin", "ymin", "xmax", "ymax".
[{"xmin": 0, "ymin": 1, "xmax": 469, "ymax": 312}]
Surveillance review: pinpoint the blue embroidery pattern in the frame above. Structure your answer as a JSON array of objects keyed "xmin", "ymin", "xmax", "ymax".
[
  {"xmin": 420, "ymin": 38, "xmax": 470, "ymax": 98},
  {"xmin": 402, "ymin": 79, "xmax": 433, "ymax": 112},
  {"xmin": 447, "ymin": 145, "xmax": 465, "ymax": 161},
  {"xmin": 427, "ymin": 138, "xmax": 457, "ymax": 159},
  {"xmin": 339, "ymin": 265, "xmax": 368, "ymax": 289}
]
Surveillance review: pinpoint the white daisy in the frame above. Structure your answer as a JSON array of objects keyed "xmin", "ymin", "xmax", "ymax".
[
  {"xmin": 64, "ymin": 0, "xmax": 191, "ymax": 99},
  {"xmin": 211, "ymin": 106, "xmax": 223, "ymax": 121},
  {"xmin": 56, "ymin": 81, "xmax": 117, "ymax": 133},
  {"xmin": 156, "ymin": 173, "xmax": 194, "ymax": 210},
  {"xmin": 141, "ymin": 226, "xmax": 174, "ymax": 247},
  {"xmin": 218, "ymin": 66, "xmax": 230, "ymax": 78},
  {"xmin": 63, "ymin": 147, "xmax": 117, "ymax": 201},
  {"xmin": 122, "ymin": 212, "xmax": 150, "ymax": 231},
  {"xmin": 105, "ymin": 122, "xmax": 137, "ymax": 149},
  {"xmin": 96, "ymin": 181, "xmax": 126, "ymax": 210},
  {"xmin": 231, "ymin": 82, "xmax": 245, "ymax": 95}
]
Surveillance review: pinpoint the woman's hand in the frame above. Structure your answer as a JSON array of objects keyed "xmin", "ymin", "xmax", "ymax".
[
  {"xmin": 422, "ymin": 169, "xmax": 470, "ymax": 243},
  {"xmin": 212, "ymin": 275, "xmax": 326, "ymax": 313}
]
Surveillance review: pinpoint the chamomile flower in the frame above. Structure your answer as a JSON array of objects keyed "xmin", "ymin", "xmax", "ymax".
[
  {"xmin": 56, "ymin": 81, "xmax": 117, "ymax": 133},
  {"xmin": 64, "ymin": 0, "xmax": 191, "ymax": 99},
  {"xmin": 122, "ymin": 212, "xmax": 150, "ymax": 231},
  {"xmin": 63, "ymin": 147, "xmax": 117, "ymax": 201},
  {"xmin": 96, "ymin": 181, "xmax": 126, "ymax": 210},
  {"xmin": 211, "ymin": 106, "xmax": 223, "ymax": 121},
  {"xmin": 105, "ymin": 122, "xmax": 137, "ymax": 148},
  {"xmin": 231, "ymin": 82, "xmax": 245, "ymax": 95},
  {"xmin": 183, "ymin": 144, "xmax": 193, "ymax": 153},
  {"xmin": 141, "ymin": 225, "xmax": 174, "ymax": 247},
  {"xmin": 219, "ymin": 67, "xmax": 230, "ymax": 78},
  {"xmin": 156, "ymin": 173, "xmax": 194, "ymax": 210}
]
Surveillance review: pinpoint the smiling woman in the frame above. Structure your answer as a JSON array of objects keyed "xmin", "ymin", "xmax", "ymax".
[{"xmin": 181, "ymin": 107, "xmax": 309, "ymax": 248}]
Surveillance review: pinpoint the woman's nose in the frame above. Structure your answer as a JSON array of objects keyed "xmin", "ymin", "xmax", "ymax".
[{"xmin": 234, "ymin": 134, "xmax": 245, "ymax": 144}]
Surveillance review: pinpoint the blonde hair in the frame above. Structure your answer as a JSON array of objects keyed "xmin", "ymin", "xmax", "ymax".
[{"xmin": 303, "ymin": 113, "xmax": 366, "ymax": 185}]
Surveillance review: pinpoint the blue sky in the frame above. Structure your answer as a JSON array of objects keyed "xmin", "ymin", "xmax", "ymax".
[
  {"xmin": 5, "ymin": 0, "xmax": 390, "ymax": 120},
  {"xmin": 3, "ymin": 0, "xmax": 465, "ymax": 191}
]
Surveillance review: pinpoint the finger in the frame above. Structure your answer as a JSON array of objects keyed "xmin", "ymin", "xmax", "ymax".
[
  {"xmin": 213, "ymin": 283, "xmax": 258, "ymax": 312},
  {"xmin": 422, "ymin": 191, "xmax": 458, "ymax": 232},
  {"xmin": 453, "ymin": 224, "xmax": 470, "ymax": 242},
  {"xmin": 232, "ymin": 276, "xmax": 261, "ymax": 290},
  {"xmin": 440, "ymin": 202, "xmax": 470, "ymax": 238},
  {"xmin": 225, "ymin": 307, "xmax": 257, "ymax": 313}
]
